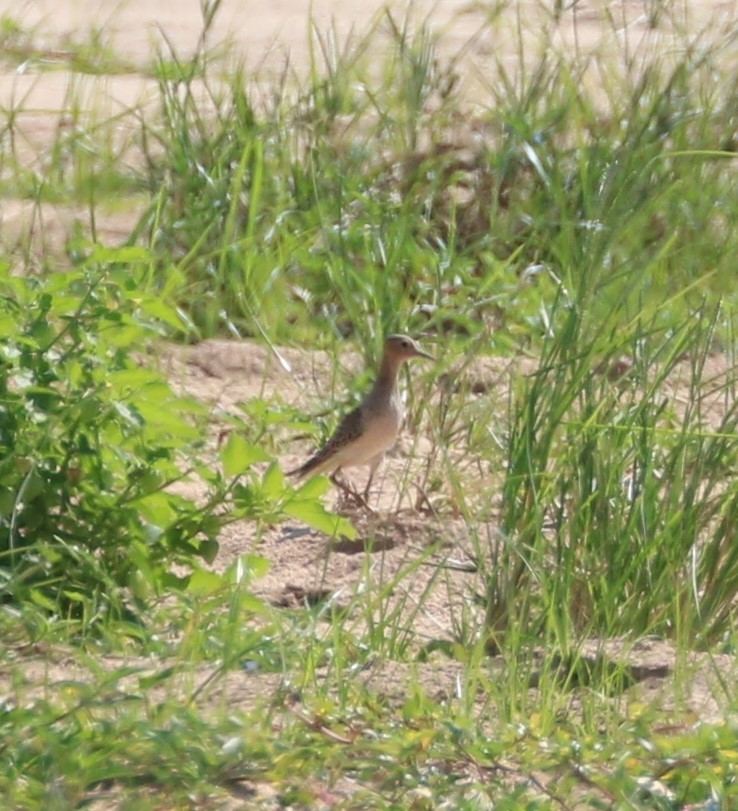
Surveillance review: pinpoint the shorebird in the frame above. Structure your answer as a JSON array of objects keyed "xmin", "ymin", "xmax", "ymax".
[{"xmin": 289, "ymin": 334, "xmax": 433, "ymax": 504}]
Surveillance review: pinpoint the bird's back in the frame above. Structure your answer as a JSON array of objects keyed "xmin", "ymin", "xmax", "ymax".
[{"xmin": 291, "ymin": 392, "xmax": 402, "ymax": 478}]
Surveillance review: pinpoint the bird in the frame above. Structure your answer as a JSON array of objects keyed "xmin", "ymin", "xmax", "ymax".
[{"xmin": 289, "ymin": 334, "xmax": 433, "ymax": 504}]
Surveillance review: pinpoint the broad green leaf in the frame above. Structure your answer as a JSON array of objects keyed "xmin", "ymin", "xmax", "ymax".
[
  {"xmin": 128, "ymin": 544, "xmax": 160, "ymax": 591},
  {"xmin": 197, "ymin": 539, "xmax": 219, "ymax": 564},
  {"xmin": 200, "ymin": 515, "xmax": 222, "ymax": 540},
  {"xmin": 220, "ymin": 433, "xmax": 271, "ymax": 477},
  {"xmin": 0, "ymin": 488, "xmax": 15, "ymax": 516},
  {"xmin": 138, "ymin": 298, "xmax": 189, "ymax": 332},
  {"xmin": 162, "ymin": 572, "xmax": 190, "ymax": 590},
  {"xmin": 101, "ymin": 323, "xmax": 149, "ymax": 347},
  {"xmin": 261, "ymin": 462, "xmax": 285, "ymax": 499},
  {"xmin": 0, "ymin": 314, "xmax": 19, "ymax": 338},
  {"xmin": 135, "ymin": 492, "xmax": 177, "ymax": 526},
  {"xmin": 74, "ymin": 396, "xmax": 102, "ymax": 424},
  {"xmin": 19, "ymin": 469, "xmax": 45, "ymax": 501},
  {"xmin": 166, "ymin": 395, "xmax": 209, "ymax": 416},
  {"xmin": 106, "ymin": 368, "xmax": 161, "ymax": 389},
  {"xmin": 134, "ymin": 401, "xmax": 200, "ymax": 439},
  {"xmin": 187, "ymin": 568, "xmax": 225, "ymax": 595},
  {"xmin": 282, "ymin": 498, "xmax": 356, "ymax": 539},
  {"xmin": 294, "ymin": 475, "xmax": 331, "ymax": 499}
]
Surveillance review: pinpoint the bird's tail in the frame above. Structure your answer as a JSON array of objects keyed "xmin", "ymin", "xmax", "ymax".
[{"xmin": 286, "ymin": 449, "xmax": 332, "ymax": 480}]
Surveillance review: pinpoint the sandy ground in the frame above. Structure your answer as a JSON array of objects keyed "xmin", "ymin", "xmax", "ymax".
[
  {"xmin": 5, "ymin": 0, "xmax": 738, "ymax": 70},
  {"xmin": 3, "ymin": 1, "xmax": 738, "ymax": 126}
]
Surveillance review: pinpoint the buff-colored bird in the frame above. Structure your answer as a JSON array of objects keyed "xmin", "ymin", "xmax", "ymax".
[{"xmin": 289, "ymin": 334, "xmax": 432, "ymax": 502}]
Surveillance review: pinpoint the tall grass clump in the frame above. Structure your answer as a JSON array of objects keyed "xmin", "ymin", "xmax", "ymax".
[
  {"xmin": 134, "ymin": 11, "xmax": 513, "ymax": 346},
  {"xmin": 483, "ymin": 281, "xmax": 738, "ymax": 658},
  {"xmin": 471, "ymin": 10, "xmax": 738, "ymax": 655},
  {"xmin": 131, "ymin": 5, "xmax": 738, "ymax": 358}
]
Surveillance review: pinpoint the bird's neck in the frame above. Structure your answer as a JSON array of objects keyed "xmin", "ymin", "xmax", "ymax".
[{"xmin": 370, "ymin": 354, "xmax": 402, "ymax": 401}]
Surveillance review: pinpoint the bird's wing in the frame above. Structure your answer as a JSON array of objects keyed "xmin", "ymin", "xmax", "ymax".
[{"xmin": 290, "ymin": 404, "xmax": 365, "ymax": 478}]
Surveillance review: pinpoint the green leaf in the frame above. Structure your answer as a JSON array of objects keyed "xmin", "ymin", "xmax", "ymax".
[
  {"xmin": 135, "ymin": 492, "xmax": 177, "ymax": 526},
  {"xmin": 134, "ymin": 399, "xmax": 200, "ymax": 439},
  {"xmin": 0, "ymin": 488, "xmax": 15, "ymax": 516},
  {"xmin": 102, "ymin": 323, "xmax": 149, "ymax": 347},
  {"xmin": 138, "ymin": 298, "xmax": 189, "ymax": 332},
  {"xmin": 162, "ymin": 572, "xmax": 190, "ymax": 590},
  {"xmin": 220, "ymin": 433, "xmax": 271, "ymax": 477},
  {"xmin": 187, "ymin": 568, "xmax": 225, "ymax": 595},
  {"xmin": 197, "ymin": 539, "xmax": 219, "ymax": 564},
  {"xmin": 106, "ymin": 367, "xmax": 161, "ymax": 389},
  {"xmin": 0, "ymin": 314, "xmax": 19, "ymax": 338},
  {"xmin": 19, "ymin": 469, "xmax": 45, "ymax": 501},
  {"xmin": 138, "ymin": 666, "xmax": 180, "ymax": 690},
  {"xmin": 282, "ymin": 498, "xmax": 356, "ymax": 539},
  {"xmin": 61, "ymin": 590, "xmax": 89, "ymax": 605},
  {"xmin": 226, "ymin": 554, "xmax": 270, "ymax": 584},
  {"xmin": 239, "ymin": 593, "xmax": 270, "ymax": 613},
  {"xmin": 75, "ymin": 396, "xmax": 101, "ymax": 424},
  {"xmin": 294, "ymin": 475, "xmax": 331, "ymax": 499},
  {"xmin": 29, "ymin": 589, "xmax": 58, "ymax": 611},
  {"xmin": 261, "ymin": 462, "xmax": 285, "ymax": 499}
]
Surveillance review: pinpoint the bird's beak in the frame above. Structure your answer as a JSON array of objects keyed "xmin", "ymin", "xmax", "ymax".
[{"xmin": 415, "ymin": 346, "xmax": 434, "ymax": 361}]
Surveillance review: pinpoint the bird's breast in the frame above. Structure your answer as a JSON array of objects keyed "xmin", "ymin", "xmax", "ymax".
[{"xmin": 364, "ymin": 398, "xmax": 403, "ymax": 449}]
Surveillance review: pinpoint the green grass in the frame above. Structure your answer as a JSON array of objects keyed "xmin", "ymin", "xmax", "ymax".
[
  {"xmin": 0, "ymin": 13, "xmax": 137, "ymax": 75},
  {"xmin": 2, "ymin": 0, "xmax": 738, "ymax": 807}
]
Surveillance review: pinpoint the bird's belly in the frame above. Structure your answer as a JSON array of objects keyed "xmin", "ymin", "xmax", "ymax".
[{"xmin": 336, "ymin": 410, "xmax": 401, "ymax": 468}]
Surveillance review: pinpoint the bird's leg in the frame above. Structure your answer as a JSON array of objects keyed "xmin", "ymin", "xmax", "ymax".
[
  {"xmin": 362, "ymin": 472, "xmax": 374, "ymax": 502},
  {"xmin": 331, "ymin": 470, "xmax": 372, "ymax": 512},
  {"xmin": 330, "ymin": 469, "xmax": 354, "ymax": 498},
  {"xmin": 362, "ymin": 453, "xmax": 384, "ymax": 503}
]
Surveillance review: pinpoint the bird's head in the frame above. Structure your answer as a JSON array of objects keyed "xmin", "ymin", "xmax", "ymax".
[{"xmin": 384, "ymin": 334, "xmax": 434, "ymax": 362}]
